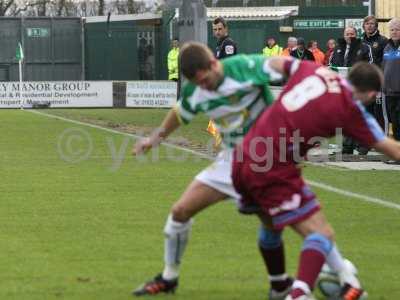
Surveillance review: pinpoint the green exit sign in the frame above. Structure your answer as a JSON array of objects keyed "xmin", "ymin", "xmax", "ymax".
[
  {"xmin": 26, "ymin": 28, "xmax": 50, "ymax": 38},
  {"xmin": 293, "ymin": 19, "xmax": 345, "ymax": 29}
]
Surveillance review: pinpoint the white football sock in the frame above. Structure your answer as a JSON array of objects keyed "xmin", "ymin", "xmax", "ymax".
[
  {"xmin": 326, "ymin": 244, "xmax": 360, "ymax": 288},
  {"xmin": 162, "ymin": 264, "xmax": 179, "ymax": 281},
  {"xmin": 162, "ymin": 214, "xmax": 193, "ymax": 280},
  {"xmin": 269, "ymin": 273, "xmax": 288, "ymax": 282},
  {"xmin": 326, "ymin": 244, "xmax": 346, "ymax": 272}
]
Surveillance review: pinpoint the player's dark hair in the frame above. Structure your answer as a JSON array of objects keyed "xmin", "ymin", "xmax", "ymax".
[
  {"xmin": 213, "ymin": 17, "xmax": 227, "ymax": 27},
  {"xmin": 179, "ymin": 42, "xmax": 214, "ymax": 79},
  {"xmin": 348, "ymin": 62, "xmax": 383, "ymax": 92}
]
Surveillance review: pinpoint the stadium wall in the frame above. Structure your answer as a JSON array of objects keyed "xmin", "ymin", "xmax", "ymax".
[
  {"xmin": 0, "ymin": 18, "xmax": 83, "ymax": 82},
  {"xmin": 84, "ymin": 12, "xmax": 174, "ymax": 81}
]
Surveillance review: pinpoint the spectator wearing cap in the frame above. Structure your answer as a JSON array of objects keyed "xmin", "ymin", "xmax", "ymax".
[
  {"xmin": 324, "ymin": 39, "xmax": 336, "ymax": 65},
  {"xmin": 262, "ymin": 37, "xmax": 282, "ymax": 57},
  {"xmin": 383, "ymin": 18, "xmax": 400, "ymax": 141},
  {"xmin": 290, "ymin": 37, "xmax": 315, "ymax": 61},
  {"xmin": 308, "ymin": 40, "xmax": 325, "ymax": 64},
  {"xmin": 282, "ymin": 37, "xmax": 297, "ymax": 56}
]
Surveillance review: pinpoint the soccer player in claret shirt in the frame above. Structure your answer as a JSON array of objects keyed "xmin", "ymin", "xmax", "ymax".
[
  {"xmin": 132, "ymin": 42, "xmax": 359, "ymax": 299},
  {"xmin": 232, "ymin": 60, "xmax": 400, "ymax": 300}
]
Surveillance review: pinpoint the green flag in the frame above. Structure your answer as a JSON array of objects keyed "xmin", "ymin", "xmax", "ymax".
[{"xmin": 16, "ymin": 42, "xmax": 24, "ymax": 62}]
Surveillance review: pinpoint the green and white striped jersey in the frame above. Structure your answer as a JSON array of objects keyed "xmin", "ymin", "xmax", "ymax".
[{"xmin": 176, "ymin": 54, "xmax": 281, "ymax": 148}]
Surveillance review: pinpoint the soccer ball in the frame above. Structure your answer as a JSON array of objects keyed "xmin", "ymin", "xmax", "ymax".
[{"xmin": 316, "ymin": 259, "xmax": 358, "ymax": 298}]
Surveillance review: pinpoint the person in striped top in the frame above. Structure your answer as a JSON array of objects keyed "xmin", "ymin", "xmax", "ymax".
[
  {"xmin": 132, "ymin": 43, "xmax": 356, "ymax": 299},
  {"xmin": 132, "ymin": 42, "xmax": 292, "ymax": 298}
]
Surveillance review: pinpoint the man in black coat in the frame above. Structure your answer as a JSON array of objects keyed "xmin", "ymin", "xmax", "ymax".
[
  {"xmin": 362, "ymin": 16, "xmax": 389, "ymax": 144},
  {"xmin": 330, "ymin": 26, "xmax": 373, "ymax": 154},
  {"xmin": 362, "ymin": 16, "xmax": 388, "ymax": 67},
  {"xmin": 290, "ymin": 37, "xmax": 315, "ymax": 61},
  {"xmin": 330, "ymin": 26, "xmax": 373, "ymax": 67}
]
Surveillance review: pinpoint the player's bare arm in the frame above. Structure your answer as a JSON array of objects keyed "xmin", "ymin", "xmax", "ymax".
[
  {"xmin": 133, "ymin": 108, "xmax": 181, "ymax": 156},
  {"xmin": 373, "ymin": 138, "xmax": 400, "ymax": 161},
  {"xmin": 267, "ymin": 56, "xmax": 295, "ymax": 75}
]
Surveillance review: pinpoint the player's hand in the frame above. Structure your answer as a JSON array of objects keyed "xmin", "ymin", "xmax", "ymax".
[{"xmin": 133, "ymin": 137, "xmax": 153, "ymax": 156}]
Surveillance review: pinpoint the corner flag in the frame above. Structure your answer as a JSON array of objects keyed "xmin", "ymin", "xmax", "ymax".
[
  {"xmin": 16, "ymin": 42, "xmax": 24, "ymax": 61},
  {"xmin": 16, "ymin": 42, "xmax": 24, "ymax": 109}
]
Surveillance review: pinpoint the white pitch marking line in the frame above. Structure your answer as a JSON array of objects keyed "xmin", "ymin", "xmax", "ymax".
[
  {"xmin": 307, "ymin": 180, "xmax": 400, "ymax": 211},
  {"xmin": 28, "ymin": 109, "xmax": 214, "ymax": 160},
  {"xmin": 28, "ymin": 109, "xmax": 400, "ymax": 211}
]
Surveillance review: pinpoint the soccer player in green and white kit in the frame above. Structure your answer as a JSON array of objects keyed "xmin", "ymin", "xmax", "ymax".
[{"xmin": 132, "ymin": 42, "xmax": 359, "ymax": 299}]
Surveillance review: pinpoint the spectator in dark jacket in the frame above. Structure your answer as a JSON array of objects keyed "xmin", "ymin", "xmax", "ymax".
[
  {"xmin": 383, "ymin": 18, "xmax": 400, "ymax": 142},
  {"xmin": 363, "ymin": 15, "xmax": 388, "ymax": 67},
  {"xmin": 330, "ymin": 26, "xmax": 373, "ymax": 154},
  {"xmin": 290, "ymin": 37, "xmax": 315, "ymax": 61},
  {"xmin": 330, "ymin": 26, "xmax": 373, "ymax": 67},
  {"xmin": 362, "ymin": 15, "xmax": 389, "ymax": 138}
]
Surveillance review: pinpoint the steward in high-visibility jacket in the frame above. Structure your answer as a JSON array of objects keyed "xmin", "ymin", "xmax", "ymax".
[
  {"xmin": 262, "ymin": 44, "xmax": 282, "ymax": 57},
  {"xmin": 167, "ymin": 39, "xmax": 179, "ymax": 81},
  {"xmin": 262, "ymin": 37, "xmax": 282, "ymax": 57}
]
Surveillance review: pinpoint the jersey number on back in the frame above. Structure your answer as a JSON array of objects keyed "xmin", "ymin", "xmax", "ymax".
[{"xmin": 281, "ymin": 76, "xmax": 326, "ymax": 112}]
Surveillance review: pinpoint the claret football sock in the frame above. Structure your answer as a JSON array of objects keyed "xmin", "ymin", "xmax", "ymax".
[
  {"xmin": 297, "ymin": 248, "xmax": 325, "ymax": 289},
  {"xmin": 296, "ymin": 233, "xmax": 332, "ymax": 290}
]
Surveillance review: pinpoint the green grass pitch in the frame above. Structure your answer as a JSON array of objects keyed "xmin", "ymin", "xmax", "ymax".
[{"xmin": 0, "ymin": 108, "xmax": 399, "ymax": 300}]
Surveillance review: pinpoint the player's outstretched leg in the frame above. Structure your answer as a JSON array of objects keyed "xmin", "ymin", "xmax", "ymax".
[
  {"xmin": 285, "ymin": 211, "xmax": 366, "ymax": 300},
  {"xmin": 325, "ymin": 244, "xmax": 368, "ymax": 299},
  {"xmin": 133, "ymin": 180, "xmax": 227, "ymax": 296},
  {"xmin": 258, "ymin": 225, "xmax": 293, "ymax": 300},
  {"xmin": 317, "ymin": 258, "xmax": 368, "ymax": 300},
  {"xmin": 285, "ymin": 232, "xmax": 332, "ymax": 300}
]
